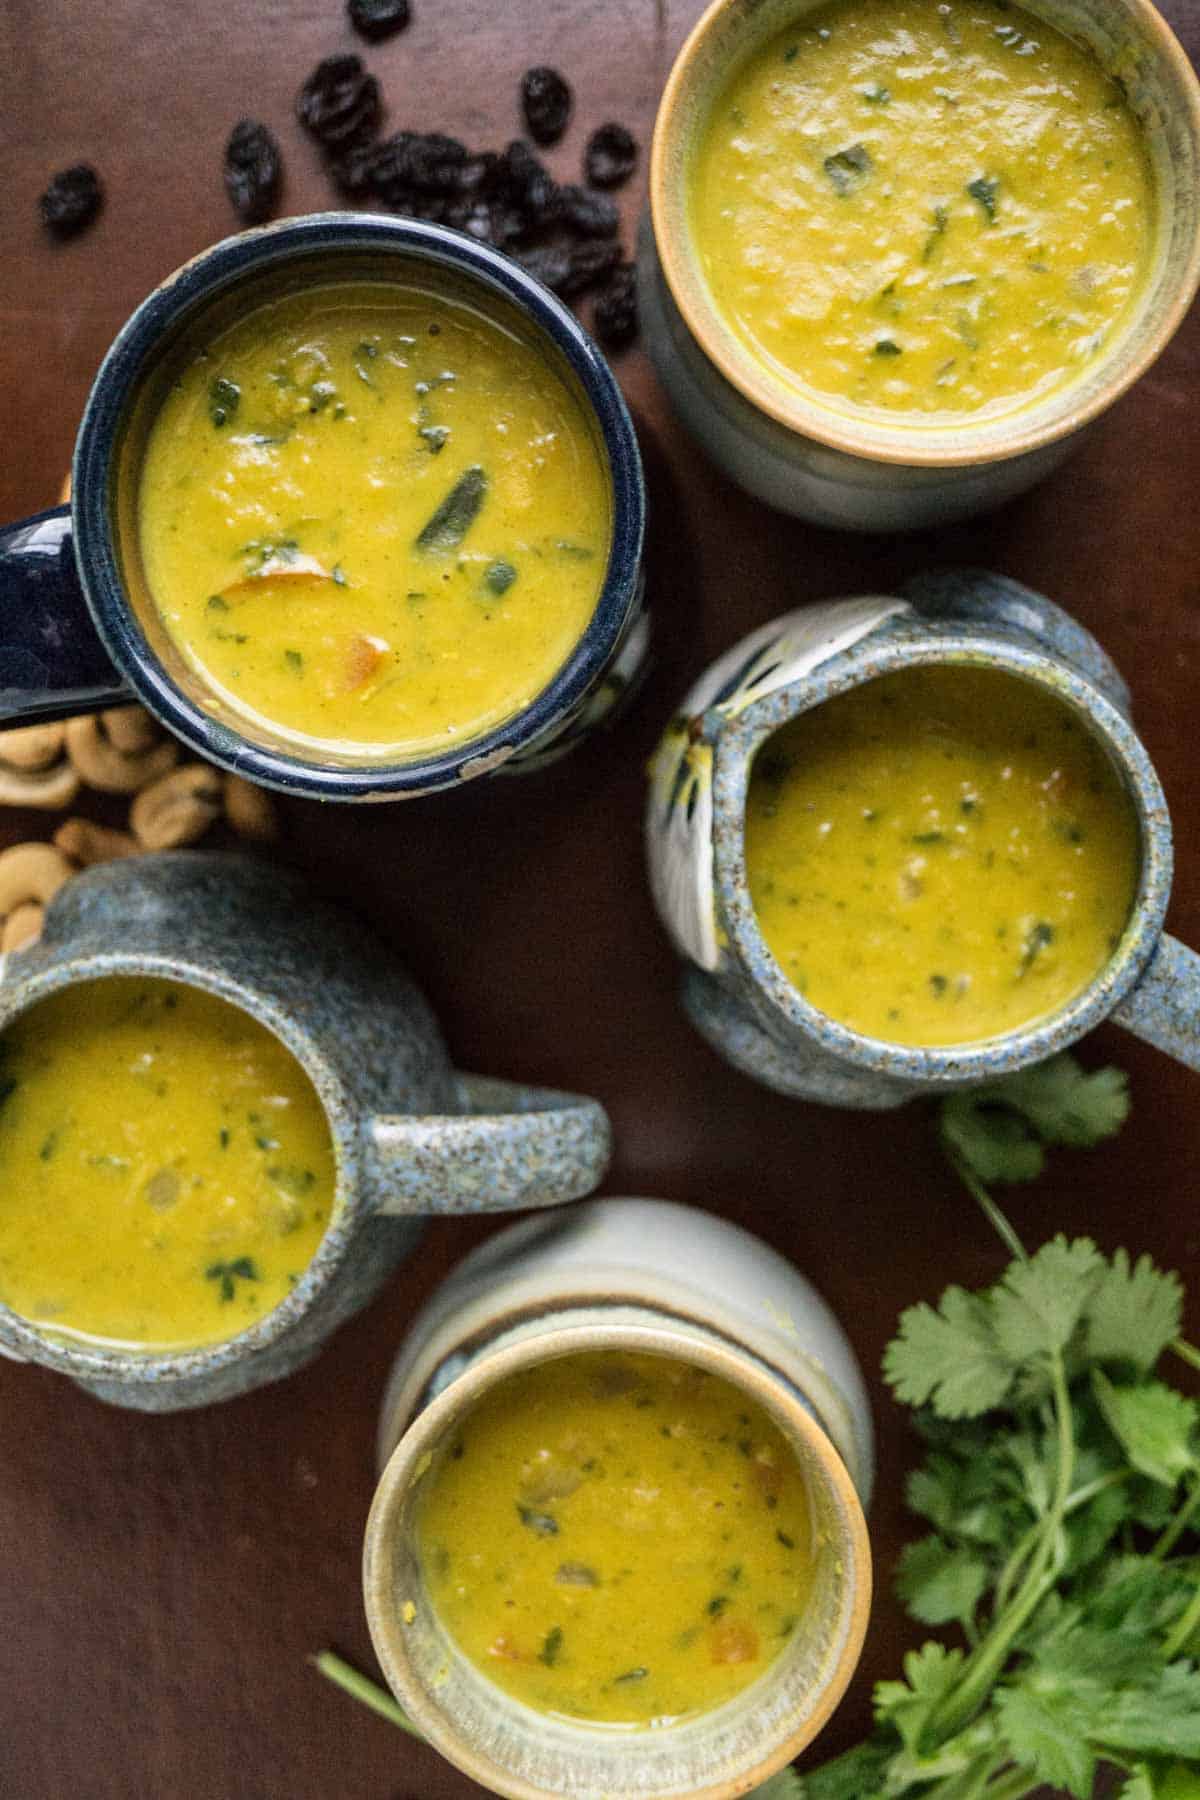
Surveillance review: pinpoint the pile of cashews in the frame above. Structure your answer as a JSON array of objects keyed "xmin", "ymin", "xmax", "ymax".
[{"xmin": 0, "ymin": 706, "xmax": 277, "ymax": 953}]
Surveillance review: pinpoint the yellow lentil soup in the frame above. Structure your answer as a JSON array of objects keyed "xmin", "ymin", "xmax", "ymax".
[
  {"xmin": 137, "ymin": 280, "xmax": 611, "ymax": 758},
  {"xmin": 743, "ymin": 666, "xmax": 1139, "ymax": 1046},
  {"xmin": 415, "ymin": 1350, "xmax": 816, "ymax": 1725},
  {"xmin": 0, "ymin": 979, "xmax": 335, "ymax": 1351},
  {"xmin": 690, "ymin": 0, "xmax": 1155, "ymax": 418}
]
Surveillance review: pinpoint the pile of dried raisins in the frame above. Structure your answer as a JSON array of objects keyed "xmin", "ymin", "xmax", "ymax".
[{"xmin": 38, "ymin": 8, "xmax": 640, "ymax": 353}]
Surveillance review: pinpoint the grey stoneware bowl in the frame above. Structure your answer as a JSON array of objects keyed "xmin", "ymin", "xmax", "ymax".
[
  {"xmin": 647, "ymin": 568, "xmax": 1198, "ymax": 1109},
  {"xmin": 644, "ymin": 0, "xmax": 1200, "ymax": 530},
  {"xmin": 0, "ymin": 213, "xmax": 647, "ymax": 798},
  {"xmin": 366, "ymin": 1198, "xmax": 873, "ymax": 1800},
  {"xmin": 0, "ymin": 852, "xmax": 611, "ymax": 1409}
]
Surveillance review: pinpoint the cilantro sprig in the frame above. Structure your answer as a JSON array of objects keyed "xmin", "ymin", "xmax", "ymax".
[{"xmin": 801, "ymin": 1054, "xmax": 1200, "ymax": 1800}]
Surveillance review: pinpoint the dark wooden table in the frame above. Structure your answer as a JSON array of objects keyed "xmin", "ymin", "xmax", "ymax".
[{"xmin": 2, "ymin": 3, "xmax": 1199, "ymax": 1795}]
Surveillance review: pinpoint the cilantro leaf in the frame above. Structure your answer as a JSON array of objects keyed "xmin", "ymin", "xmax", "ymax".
[
  {"xmin": 1085, "ymin": 1250, "xmax": 1184, "ymax": 1372},
  {"xmin": 895, "ymin": 1535, "xmax": 989, "ymax": 1627},
  {"xmin": 750, "ymin": 1770, "xmax": 805, "ymax": 1798},
  {"xmin": 1092, "ymin": 1372, "xmax": 1199, "ymax": 1488},
  {"xmin": 794, "ymin": 1740, "xmax": 894, "ymax": 1798},
  {"xmin": 940, "ymin": 1054, "xmax": 1129, "ymax": 1188},
  {"xmin": 874, "ymin": 1642, "xmax": 965, "ymax": 1753},
  {"xmin": 991, "ymin": 1236, "xmax": 1105, "ymax": 1362},
  {"xmin": 994, "ymin": 1686, "xmax": 1096, "ymax": 1797},
  {"xmin": 884, "ymin": 1288, "xmax": 1013, "ymax": 1417},
  {"xmin": 1117, "ymin": 1771, "xmax": 1158, "ymax": 1800},
  {"xmin": 1095, "ymin": 1663, "xmax": 1200, "ymax": 1758}
]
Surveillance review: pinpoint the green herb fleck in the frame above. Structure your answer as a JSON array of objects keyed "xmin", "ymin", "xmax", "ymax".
[
  {"xmin": 39, "ymin": 1126, "xmax": 63, "ymax": 1162},
  {"xmin": 614, "ymin": 1666, "xmax": 648, "ymax": 1683},
  {"xmin": 416, "ymin": 466, "xmax": 488, "ymax": 552},
  {"xmin": 1018, "ymin": 919, "xmax": 1056, "ymax": 973},
  {"xmin": 517, "ymin": 1504, "xmax": 559, "ymax": 1538},
  {"xmin": 483, "ymin": 559, "xmax": 517, "ymax": 597},
  {"xmin": 923, "ymin": 203, "xmax": 950, "ymax": 262},
  {"xmin": 206, "ymin": 1257, "xmax": 261, "ymax": 1303},
  {"xmin": 284, "ymin": 649, "xmax": 304, "ymax": 672},
  {"xmin": 912, "ymin": 830, "xmax": 945, "ymax": 844},
  {"xmin": 777, "ymin": 1530, "xmax": 795, "ymax": 1549},
  {"xmin": 539, "ymin": 1626, "xmax": 564, "ymax": 1667},
  {"xmin": 206, "ymin": 594, "xmax": 230, "ymax": 615},
  {"xmin": 707, "ymin": 1594, "xmax": 730, "ymax": 1618},
  {"xmin": 875, "ymin": 338, "xmax": 903, "ymax": 357},
  {"xmin": 419, "ymin": 425, "xmax": 449, "ymax": 455},
  {"xmin": 208, "ymin": 376, "xmax": 241, "ymax": 428},
  {"xmin": 332, "ymin": 564, "xmax": 347, "ymax": 587},
  {"xmin": 219, "ymin": 1128, "xmax": 230, "ymax": 1149},
  {"xmin": 967, "ymin": 175, "xmax": 1000, "ymax": 223},
  {"xmin": 824, "ymin": 142, "xmax": 873, "ymax": 195}
]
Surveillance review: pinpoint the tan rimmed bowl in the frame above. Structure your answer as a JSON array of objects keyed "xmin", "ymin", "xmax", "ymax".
[
  {"xmin": 645, "ymin": 0, "xmax": 1200, "ymax": 529},
  {"xmin": 365, "ymin": 1320, "xmax": 871, "ymax": 1800}
]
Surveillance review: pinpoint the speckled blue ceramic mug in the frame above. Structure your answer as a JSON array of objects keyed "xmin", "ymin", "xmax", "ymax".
[
  {"xmin": 0, "ymin": 851, "xmax": 611, "ymax": 1409},
  {"xmin": 0, "ymin": 214, "xmax": 646, "ymax": 798},
  {"xmin": 366, "ymin": 1198, "xmax": 873, "ymax": 1800},
  {"xmin": 647, "ymin": 568, "xmax": 1196, "ymax": 1109}
]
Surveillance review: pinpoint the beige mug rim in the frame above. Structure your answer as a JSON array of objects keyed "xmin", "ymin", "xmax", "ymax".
[
  {"xmin": 650, "ymin": 0, "xmax": 1200, "ymax": 469},
  {"xmin": 364, "ymin": 1319, "xmax": 872, "ymax": 1800}
]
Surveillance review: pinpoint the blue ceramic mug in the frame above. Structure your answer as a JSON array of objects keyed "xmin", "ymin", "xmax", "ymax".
[
  {"xmin": 647, "ymin": 570, "xmax": 1199, "ymax": 1108},
  {"xmin": 0, "ymin": 215, "xmax": 646, "ymax": 799},
  {"xmin": 0, "ymin": 851, "xmax": 612, "ymax": 1409}
]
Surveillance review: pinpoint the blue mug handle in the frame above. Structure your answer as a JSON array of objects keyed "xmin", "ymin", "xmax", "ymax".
[
  {"xmin": 1112, "ymin": 936, "xmax": 1200, "ymax": 1070},
  {"xmin": 0, "ymin": 507, "xmax": 132, "ymax": 725}
]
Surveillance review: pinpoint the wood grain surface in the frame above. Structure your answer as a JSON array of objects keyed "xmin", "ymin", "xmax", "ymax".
[{"xmin": 2, "ymin": 2, "xmax": 1199, "ymax": 1795}]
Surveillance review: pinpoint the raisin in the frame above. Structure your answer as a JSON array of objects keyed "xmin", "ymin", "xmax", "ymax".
[
  {"xmin": 520, "ymin": 67, "xmax": 572, "ymax": 146},
  {"xmin": 584, "ymin": 122, "xmax": 638, "ymax": 189},
  {"xmin": 518, "ymin": 245, "xmax": 573, "ymax": 294},
  {"xmin": 558, "ymin": 184, "xmax": 619, "ymax": 239},
  {"xmin": 593, "ymin": 262, "xmax": 638, "ymax": 349},
  {"xmin": 558, "ymin": 239, "xmax": 622, "ymax": 298},
  {"xmin": 347, "ymin": 0, "xmax": 410, "ymax": 40},
  {"xmin": 39, "ymin": 164, "xmax": 103, "ymax": 239},
  {"xmin": 496, "ymin": 140, "xmax": 560, "ymax": 228},
  {"xmin": 223, "ymin": 119, "xmax": 282, "ymax": 224},
  {"xmin": 296, "ymin": 54, "xmax": 381, "ymax": 150}
]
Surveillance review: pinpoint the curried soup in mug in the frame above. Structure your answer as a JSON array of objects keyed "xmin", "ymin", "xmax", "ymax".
[
  {"xmin": 743, "ymin": 666, "xmax": 1139, "ymax": 1045},
  {"xmin": 137, "ymin": 280, "xmax": 611, "ymax": 758},
  {"xmin": 414, "ymin": 1350, "xmax": 816, "ymax": 1726},
  {"xmin": 690, "ymin": 0, "xmax": 1155, "ymax": 417},
  {"xmin": 0, "ymin": 979, "xmax": 335, "ymax": 1350}
]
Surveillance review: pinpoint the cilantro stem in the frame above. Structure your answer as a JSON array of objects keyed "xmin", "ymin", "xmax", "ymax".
[
  {"xmin": 311, "ymin": 1651, "xmax": 424, "ymax": 1738},
  {"xmin": 981, "ymin": 1769, "xmax": 1039, "ymax": 1800},
  {"xmin": 993, "ymin": 1469, "xmax": 1129, "ymax": 1614},
  {"xmin": 1162, "ymin": 1572, "xmax": 1200, "ymax": 1661},
  {"xmin": 1170, "ymin": 1337, "xmax": 1200, "ymax": 1374},
  {"xmin": 925, "ymin": 1354, "xmax": 1074, "ymax": 1749},
  {"xmin": 946, "ymin": 1151, "xmax": 1028, "ymax": 1262},
  {"xmin": 1152, "ymin": 1472, "xmax": 1200, "ymax": 1561}
]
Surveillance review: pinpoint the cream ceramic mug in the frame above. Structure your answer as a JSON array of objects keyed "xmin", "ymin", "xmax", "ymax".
[
  {"xmin": 642, "ymin": 0, "xmax": 1200, "ymax": 530},
  {"xmin": 365, "ymin": 1198, "xmax": 873, "ymax": 1800}
]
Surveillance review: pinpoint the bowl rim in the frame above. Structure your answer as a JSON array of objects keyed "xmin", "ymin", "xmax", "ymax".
[
  {"xmin": 649, "ymin": 0, "xmax": 1200, "ymax": 469},
  {"xmin": 709, "ymin": 635, "xmax": 1173, "ymax": 1081},
  {"xmin": 72, "ymin": 212, "xmax": 645, "ymax": 799},
  {"xmin": 364, "ymin": 1319, "xmax": 872, "ymax": 1800}
]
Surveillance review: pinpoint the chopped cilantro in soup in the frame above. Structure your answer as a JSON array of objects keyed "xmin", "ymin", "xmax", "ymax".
[
  {"xmin": 415, "ymin": 1351, "xmax": 816, "ymax": 1725},
  {"xmin": 744, "ymin": 666, "xmax": 1139, "ymax": 1046},
  {"xmin": 137, "ymin": 281, "xmax": 611, "ymax": 758},
  {"xmin": 690, "ymin": 0, "xmax": 1155, "ymax": 417},
  {"xmin": 0, "ymin": 979, "xmax": 334, "ymax": 1350}
]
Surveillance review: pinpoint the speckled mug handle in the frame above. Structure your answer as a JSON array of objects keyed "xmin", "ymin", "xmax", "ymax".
[
  {"xmin": 366, "ymin": 1074, "xmax": 612, "ymax": 1214},
  {"xmin": 1112, "ymin": 936, "xmax": 1200, "ymax": 1071}
]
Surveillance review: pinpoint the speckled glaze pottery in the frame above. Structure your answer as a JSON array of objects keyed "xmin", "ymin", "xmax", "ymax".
[
  {"xmin": 646, "ymin": 568, "xmax": 1198, "ymax": 1109},
  {"xmin": 0, "ymin": 213, "xmax": 647, "ymax": 796},
  {"xmin": 0, "ymin": 852, "xmax": 611, "ymax": 1410},
  {"xmin": 644, "ymin": 0, "xmax": 1200, "ymax": 531},
  {"xmin": 365, "ymin": 1197, "xmax": 873, "ymax": 1800}
]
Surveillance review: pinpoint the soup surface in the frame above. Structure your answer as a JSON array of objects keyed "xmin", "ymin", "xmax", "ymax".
[
  {"xmin": 415, "ymin": 1350, "xmax": 816, "ymax": 1725},
  {"xmin": 690, "ymin": 0, "xmax": 1154, "ymax": 417},
  {"xmin": 744, "ymin": 666, "xmax": 1138, "ymax": 1046},
  {"xmin": 138, "ymin": 281, "xmax": 611, "ymax": 757},
  {"xmin": 0, "ymin": 979, "xmax": 334, "ymax": 1350}
]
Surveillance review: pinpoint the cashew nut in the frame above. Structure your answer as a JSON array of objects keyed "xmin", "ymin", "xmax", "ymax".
[
  {"xmin": 2, "ymin": 902, "xmax": 44, "ymax": 953},
  {"xmin": 53, "ymin": 818, "xmax": 140, "ymax": 866},
  {"xmin": 0, "ymin": 843, "xmax": 75, "ymax": 916},
  {"xmin": 224, "ymin": 773, "xmax": 279, "ymax": 843},
  {"xmin": 0, "ymin": 723, "xmax": 67, "ymax": 771},
  {"xmin": 66, "ymin": 715, "xmax": 178, "ymax": 794},
  {"xmin": 0, "ymin": 759, "xmax": 81, "ymax": 810},
  {"xmin": 100, "ymin": 705, "xmax": 159, "ymax": 755},
  {"xmin": 130, "ymin": 764, "xmax": 223, "ymax": 850}
]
